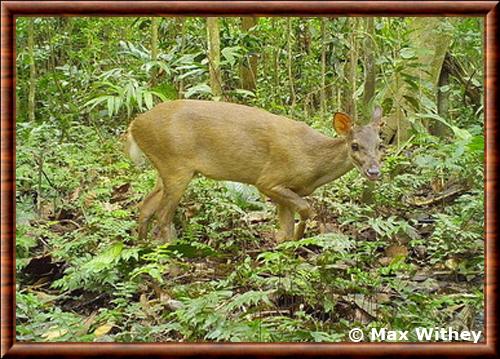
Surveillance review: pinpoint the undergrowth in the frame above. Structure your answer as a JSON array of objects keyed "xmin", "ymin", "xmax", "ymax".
[{"xmin": 16, "ymin": 121, "xmax": 484, "ymax": 342}]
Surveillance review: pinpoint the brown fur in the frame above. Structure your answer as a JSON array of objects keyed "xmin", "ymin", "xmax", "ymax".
[{"xmin": 127, "ymin": 100, "xmax": 382, "ymax": 242}]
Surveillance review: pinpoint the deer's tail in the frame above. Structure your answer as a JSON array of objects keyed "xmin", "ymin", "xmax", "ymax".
[{"xmin": 125, "ymin": 124, "xmax": 146, "ymax": 167}]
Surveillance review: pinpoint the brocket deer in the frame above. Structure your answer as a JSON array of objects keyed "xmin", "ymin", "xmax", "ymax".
[{"xmin": 126, "ymin": 100, "xmax": 383, "ymax": 242}]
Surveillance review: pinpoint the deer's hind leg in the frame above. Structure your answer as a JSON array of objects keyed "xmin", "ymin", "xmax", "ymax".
[
  {"xmin": 137, "ymin": 178, "xmax": 163, "ymax": 240},
  {"xmin": 155, "ymin": 169, "xmax": 194, "ymax": 243}
]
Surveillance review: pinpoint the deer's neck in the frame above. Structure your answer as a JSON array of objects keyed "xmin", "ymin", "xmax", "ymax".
[{"xmin": 308, "ymin": 136, "xmax": 354, "ymax": 192}]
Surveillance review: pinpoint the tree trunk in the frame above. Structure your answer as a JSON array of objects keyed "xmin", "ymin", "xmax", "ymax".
[
  {"xmin": 207, "ymin": 17, "xmax": 223, "ymax": 99},
  {"xmin": 239, "ymin": 17, "xmax": 258, "ymax": 92},
  {"xmin": 363, "ymin": 17, "xmax": 376, "ymax": 109},
  {"xmin": 342, "ymin": 18, "xmax": 359, "ymax": 122},
  {"xmin": 382, "ymin": 18, "xmax": 453, "ymax": 144},
  {"xmin": 273, "ymin": 19, "xmax": 280, "ymax": 90},
  {"xmin": 361, "ymin": 17, "xmax": 377, "ymax": 203},
  {"xmin": 320, "ymin": 18, "xmax": 327, "ymax": 120},
  {"xmin": 287, "ymin": 18, "xmax": 296, "ymax": 114},
  {"xmin": 150, "ymin": 17, "xmax": 159, "ymax": 86},
  {"xmin": 28, "ymin": 18, "xmax": 36, "ymax": 122},
  {"xmin": 433, "ymin": 56, "xmax": 451, "ymax": 137},
  {"xmin": 443, "ymin": 53, "xmax": 481, "ymax": 111},
  {"xmin": 177, "ymin": 18, "xmax": 187, "ymax": 98},
  {"xmin": 299, "ymin": 19, "xmax": 311, "ymax": 54}
]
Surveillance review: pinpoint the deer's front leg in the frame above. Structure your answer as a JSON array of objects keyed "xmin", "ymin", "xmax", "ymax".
[{"xmin": 261, "ymin": 186, "xmax": 314, "ymax": 241}]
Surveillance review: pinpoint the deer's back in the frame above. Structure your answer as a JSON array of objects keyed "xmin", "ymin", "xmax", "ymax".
[{"xmin": 131, "ymin": 100, "xmax": 325, "ymax": 186}]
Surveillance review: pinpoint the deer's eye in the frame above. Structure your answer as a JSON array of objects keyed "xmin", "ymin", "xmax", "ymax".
[{"xmin": 351, "ymin": 143, "xmax": 360, "ymax": 151}]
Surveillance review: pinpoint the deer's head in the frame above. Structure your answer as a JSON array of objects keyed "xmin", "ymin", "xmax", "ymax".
[{"xmin": 333, "ymin": 107, "xmax": 384, "ymax": 181}]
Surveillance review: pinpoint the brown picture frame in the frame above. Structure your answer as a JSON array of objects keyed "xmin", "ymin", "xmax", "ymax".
[{"xmin": 1, "ymin": 1, "xmax": 498, "ymax": 357}]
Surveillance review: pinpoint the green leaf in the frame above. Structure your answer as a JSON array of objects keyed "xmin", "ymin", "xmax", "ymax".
[
  {"xmin": 166, "ymin": 241, "xmax": 217, "ymax": 258},
  {"xmin": 177, "ymin": 68, "xmax": 206, "ymax": 81},
  {"xmin": 184, "ymin": 84, "xmax": 212, "ymax": 98},
  {"xmin": 439, "ymin": 85, "xmax": 450, "ymax": 93},
  {"xmin": 126, "ymin": 83, "xmax": 135, "ymax": 106},
  {"xmin": 233, "ymin": 89, "xmax": 255, "ymax": 98},
  {"xmin": 144, "ymin": 91, "xmax": 153, "ymax": 109},
  {"xmin": 403, "ymin": 95, "xmax": 420, "ymax": 110},
  {"xmin": 153, "ymin": 82, "xmax": 178, "ymax": 100},
  {"xmin": 84, "ymin": 242, "xmax": 124, "ymax": 272},
  {"xmin": 150, "ymin": 90, "xmax": 168, "ymax": 102},
  {"xmin": 414, "ymin": 113, "xmax": 472, "ymax": 140},
  {"xmin": 114, "ymin": 95, "xmax": 122, "ymax": 115},
  {"xmin": 467, "ymin": 135, "xmax": 484, "ymax": 161},
  {"xmin": 225, "ymin": 290, "xmax": 273, "ymax": 312},
  {"xmin": 136, "ymin": 86, "xmax": 143, "ymax": 110},
  {"xmin": 83, "ymin": 96, "xmax": 109, "ymax": 112},
  {"xmin": 400, "ymin": 47, "xmax": 416, "ymax": 59},
  {"xmin": 277, "ymin": 233, "xmax": 354, "ymax": 253},
  {"xmin": 467, "ymin": 135, "xmax": 484, "ymax": 153},
  {"xmin": 221, "ymin": 46, "xmax": 241, "ymax": 66},
  {"xmin": 107, "ymin": 97, "xmax": 114, "ymax": 117}
]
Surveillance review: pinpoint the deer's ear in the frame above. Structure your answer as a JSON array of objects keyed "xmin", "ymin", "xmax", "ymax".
[
  {"xmin": 372, "ymin": 106, "xmax": 383, "ymax": 128},
  {"xmin": 333, "ymin": 112, "xmax": 353, "ymax": 136}
]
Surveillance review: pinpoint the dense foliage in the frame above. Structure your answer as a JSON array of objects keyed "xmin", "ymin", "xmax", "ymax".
[{"xmin": 16, "ymin": 17, "xmax": 483, "ymax": 342}]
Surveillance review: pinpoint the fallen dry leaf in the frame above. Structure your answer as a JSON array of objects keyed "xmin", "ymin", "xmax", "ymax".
[
  {"xmin": 76, "ymin": 312, "xmax": 98, "ymax": 336},
  {"xmin": 39, "ymin": 202, "xmax": 54, "ymax": 220},
  {"xmin": 69, "ymin": 187, "xmax": 81, "ymax": 202},
  {"xmin": 319, "ymin": 222, "xmax": 339, "ymax": 234},
  {"xmin": 94, "ymin": 323, "xmax": 114, "ymax": 338},
  {"xmin": 42, "ymin": 328, "xmax": 68, "ymax": 341},
  {"xmin": 445, "ymin": 257, "xmax": 460, "ymax": 271},
  {"xmin": 385, "ymin": 245, "xmax": 408, "ymax": 259},
  {"xmin": 374, "ymin": 293, "xmax": 391, "ymax": 304},
  {"xmin": 245, "ymin": 211, "xmax": 270, "ymax": 223},
  {"xmin": 378, "ymin": 256, "xmax": 391, "ymax": 266},
  {"xmin": 103, "ymin": 202, "xmax": 120, "ymax": 212}
]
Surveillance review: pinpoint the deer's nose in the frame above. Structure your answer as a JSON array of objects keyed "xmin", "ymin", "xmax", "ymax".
[{"xmin": 366, "ymin": 166, "xmax": 381, "ymax": 179}]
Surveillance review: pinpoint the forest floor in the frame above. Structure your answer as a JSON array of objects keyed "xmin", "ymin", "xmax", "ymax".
[{"xmin": 16, "ymin": 123, "xmax": 484, "ymax": 342}]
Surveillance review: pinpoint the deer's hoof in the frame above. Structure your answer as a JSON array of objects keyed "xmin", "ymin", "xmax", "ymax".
[
  {"xmin": 159, "ymin": 225, "xmax": 177, "ymax": 244},
  {"xmin": 276, "ymin": 230, "xmax": 292, "ymax": 243}
]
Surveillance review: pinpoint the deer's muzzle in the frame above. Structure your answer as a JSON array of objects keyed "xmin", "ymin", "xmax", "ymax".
[{"xmin": 365, "ymin": 165, "xmax": 381, "ymax": 181}]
